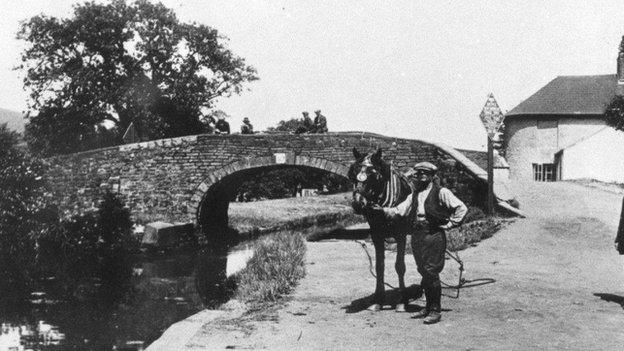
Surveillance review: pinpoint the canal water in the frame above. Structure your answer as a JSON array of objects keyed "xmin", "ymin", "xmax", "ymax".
[{"xmin": 0, "ymin": 243, "xmax": 254, "ymax": 351}]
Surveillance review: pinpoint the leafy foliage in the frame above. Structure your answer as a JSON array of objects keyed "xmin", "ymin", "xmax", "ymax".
[
  {"xmin": 0, "ymin": 123, "xmax": 20, "ymax": 156},
  {"xmin": 0, "ymin": 127, "xmax": 136, "ymax": 302},
  {"xmin": 605, "ymin": 95, "xmax": 624, "ymax": 132},
  {"xmin": 266, "ymin": 117, "xmax": 307, "ymax": 133},
  {"xmin": 235, "ymin": 167, "xmax": 351, "ymax": 201},
  {"xmin": 18, "ymin": 0, "xmax": 258, "ymax": 155},
  {"xmin": 38, "ymin": 192, "xmax": 137, "ymax": 301},
  {"xmin": 445, "ymin": 218, "xmax": 509, "ymax": 251},
  {"xmin": 0, "ymin": 123, "xmax": 53, "ymax": 296}
]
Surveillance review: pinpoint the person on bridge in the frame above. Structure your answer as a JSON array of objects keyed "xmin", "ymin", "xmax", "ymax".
[
  {"xmin": 296, "ymin": 111, "xmax": 313, "ymax": 134},
  {"xmin": 215, "ymin": 115, "xmax": 230, "ymax": 134},
  {"xmin": 241, "ymin": 117, "xmax": 254, "ymax": 134},
  {"xmin": 379, "ymin": 162, "xmax": 467, "ymax": 324},
  {"xmin": 313, "ymin": 110, "xmax": 328, "ymax": 133}
]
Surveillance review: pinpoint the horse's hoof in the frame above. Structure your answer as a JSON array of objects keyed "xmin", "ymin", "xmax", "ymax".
[
  {"xmin": 367, "ymin": 304, "xmax": 382, "ymax": 312},
  {"xmin": 395, "ymin": 303, "xmax": 407, "ymax": 313}
]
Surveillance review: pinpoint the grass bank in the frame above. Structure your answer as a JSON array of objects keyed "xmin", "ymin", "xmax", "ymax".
[
  {"xmin": 446, "ymin": 217, "xmax": 513, "ymax": 251},
  {"xmin": 229, "ymin": 192, "xmax": 364, "ymax": 240},
  {"xmin": 234, "ymin": 231, "xmax": 306, "ymax": 304}
]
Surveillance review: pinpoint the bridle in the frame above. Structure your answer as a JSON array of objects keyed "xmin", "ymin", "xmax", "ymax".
[{"xmin": 351, "ymin": 156, "xmax": 388, "ymax": 211}]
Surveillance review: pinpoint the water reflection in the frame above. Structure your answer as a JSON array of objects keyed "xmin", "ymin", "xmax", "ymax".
[{"xmin": 0, "ymin": 236, "xmax": 254, "ymax": 351}]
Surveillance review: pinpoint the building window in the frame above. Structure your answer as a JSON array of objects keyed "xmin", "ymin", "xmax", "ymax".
[{"xmin": 533, "ymin": 163, "xmax": 556, "ymax": 182}]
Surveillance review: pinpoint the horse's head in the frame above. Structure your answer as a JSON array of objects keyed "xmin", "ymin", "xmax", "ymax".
[{"xmin": 348, "ymin": 147, "xmax": 390, "ymax": 214}]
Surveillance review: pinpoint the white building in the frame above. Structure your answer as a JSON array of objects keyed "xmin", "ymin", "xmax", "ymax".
[{"xmin": 505, "ymin": 40, "xmax": 624, "ymax": 183}]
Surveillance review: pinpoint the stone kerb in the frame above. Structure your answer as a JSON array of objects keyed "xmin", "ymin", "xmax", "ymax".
[{"xmin": 188, "ymin": 155, "xmax": 351, "ymax": 223}]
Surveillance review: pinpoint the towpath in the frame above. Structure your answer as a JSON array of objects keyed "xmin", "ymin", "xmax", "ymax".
[{"xmin": 160, "ymin": 181, "xmax": 624, "ymax": 350}]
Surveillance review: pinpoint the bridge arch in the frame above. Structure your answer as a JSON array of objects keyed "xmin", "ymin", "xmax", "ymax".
[{"xmin": 187, "ymin": 154, "xmax": 351, "ymax": 234}]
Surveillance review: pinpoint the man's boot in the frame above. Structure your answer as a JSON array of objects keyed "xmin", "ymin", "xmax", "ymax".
[
  {"xmin": 412, "ymin": 283, "xmax": 431, "ymax": 319},
  {"xmin": 423, "ymin": 283, "xmax": 442, "ymax": 324},
  {"xmin": 423, "ymin": 311, "xmax": 441, "ymax": 324},
  {"xmin": 411, "ymin": 308, "xmax": 430, "ymax": 319}
]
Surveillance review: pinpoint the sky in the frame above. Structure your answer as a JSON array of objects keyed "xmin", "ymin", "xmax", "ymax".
[{"xmin": 1, "ymin": 1, "xmax": 624, "ymax": 150}]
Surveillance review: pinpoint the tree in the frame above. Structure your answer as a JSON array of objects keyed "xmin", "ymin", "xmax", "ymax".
[
  {"xmin": 18, "ymin": 0, "xmax": 258, "ymax": 155},
  {"xmin": 605, "ymin": 95, "xmax": 624, "ymax": 132},
  {"xmin": 266, "ymin": 117, "xmax": 306, "ymax": 133},
  {"xmin": 0, "ymin": 123, "xmax": 53, "ymax": 302}
]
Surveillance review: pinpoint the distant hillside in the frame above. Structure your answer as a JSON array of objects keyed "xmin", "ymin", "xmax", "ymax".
[{"xmin": 0, "ymin": 108, "xmax": 25, "ymax": 133}]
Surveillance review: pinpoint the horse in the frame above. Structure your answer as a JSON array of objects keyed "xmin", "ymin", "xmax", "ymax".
[{"xmin": 348, "ymin": 147, "xmax": 413, "ymax": 312}]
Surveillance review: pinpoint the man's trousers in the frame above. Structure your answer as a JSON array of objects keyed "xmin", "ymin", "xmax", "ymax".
[{"xmin": 411, "ymin": 221, "xmax": 446, "ymax": 312}]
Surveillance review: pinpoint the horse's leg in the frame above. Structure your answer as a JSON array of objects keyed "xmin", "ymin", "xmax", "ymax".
[
  {"xmin": 394, "ymin": 233, "xmax": 407, "ymax": 312},
  {"xmin": 368, "ymin": 233, "xmax": 385, "ymax": 311}
]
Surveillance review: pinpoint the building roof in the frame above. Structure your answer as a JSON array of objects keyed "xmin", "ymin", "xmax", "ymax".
[{"xmin": 506, "ymin": 74, "xmax": 617, "ymax": 118}]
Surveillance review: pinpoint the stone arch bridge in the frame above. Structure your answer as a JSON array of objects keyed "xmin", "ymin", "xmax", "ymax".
[{"xmin": 48, "ymin": 132, "xmax": 513, "ymax": 234}]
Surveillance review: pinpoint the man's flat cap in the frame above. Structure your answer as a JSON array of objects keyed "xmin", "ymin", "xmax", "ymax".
[{"xmin": 412, "ymin": 162, "xmax": 438, "ymax": 172}]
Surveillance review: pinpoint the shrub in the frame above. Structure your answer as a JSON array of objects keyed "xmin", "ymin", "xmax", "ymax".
[
  {"xmin": 235, "ymin": 231, "xmax": 306, "ymax": 303},
  {"xmin": 37, "ymin": 192, "xmax": 137, "ymax": 301},
  {"xmin": 463, "ymin": 206, "xmax": 486, "ymax": 223},
  {"xmin": 605, "ymin": 94, "xmax": 624, "ymax": 132},
  {"xmin": 0, "ymin": 123, "xmax": 54, "ymax": 301},
  {"xmin": 446, "ymin": 218, "xmax": 505, "ymax": 251}
]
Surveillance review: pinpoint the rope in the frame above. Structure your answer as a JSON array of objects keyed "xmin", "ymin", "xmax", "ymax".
[
  {"xmin": 441, "ymin": 249, "xmax": 496, "ymax": 299},
  {"xmin": 355, "ymin": 240, "xmax": 397, "ymax": 290},
  {"xmin": 355, "ymin": 241, "xmax": 495, "ymax": 299}
]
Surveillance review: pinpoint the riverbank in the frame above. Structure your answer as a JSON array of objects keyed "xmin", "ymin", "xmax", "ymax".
[{"xmin": 229, "ymin": 192, "xmax": 362, "ymax": 240}]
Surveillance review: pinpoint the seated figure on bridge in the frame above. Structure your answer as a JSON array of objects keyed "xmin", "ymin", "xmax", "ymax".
[
  {"xmin": 215, "ymin": 116, "xmax": 230, "ymax": 134},
  {"xmin": 313, "ymin": 110, "xmax": 328, "ymax": 133},
  {"xmin": 241, "ymin": 117, "xmax": 254, "ymax": 134}
]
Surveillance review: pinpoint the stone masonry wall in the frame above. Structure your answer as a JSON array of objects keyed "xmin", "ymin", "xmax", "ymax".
[{"xmin": 47, "ymin": 132, "xmax": 487, "ymax": 224}]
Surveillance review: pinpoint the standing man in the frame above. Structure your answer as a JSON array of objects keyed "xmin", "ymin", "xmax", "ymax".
[
  {"xmin": 215, "ymin": 115, "xmax": 230, "ymax": 134},
  {"xmin": 380, "ymin": 162, "xmax": 467, "ymax": 324},
  {"xmin": 313, "ymin": 109, "xmax": 328, "ymax": 133},
  {"xmin": 615, "ymin": 196, "xmax": 624, "ymax": 254},
  {"xmin": 241, "ymin": 117, "xmax": 254, "ymax": 134}
]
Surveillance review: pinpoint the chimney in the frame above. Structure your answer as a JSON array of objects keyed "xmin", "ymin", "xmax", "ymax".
[{"xmin": 617, "ymin": 36, "xmax": 624, "ymax": 96}]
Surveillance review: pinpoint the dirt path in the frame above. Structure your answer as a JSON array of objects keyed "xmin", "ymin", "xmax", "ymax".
[{"xmin": 184, "ymin": 181, "xmax": 624, "ymax": 350}]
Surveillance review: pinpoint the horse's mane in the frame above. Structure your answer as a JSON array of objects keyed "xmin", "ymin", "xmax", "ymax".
[{"xmin": 379, "ymin": 165, "xmax": 411, "ymax": 207}]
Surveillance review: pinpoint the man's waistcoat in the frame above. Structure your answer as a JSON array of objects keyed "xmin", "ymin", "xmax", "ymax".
[{"xmin": 410, "ymin": 183, "xmax": 451, "ymax": 228}]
